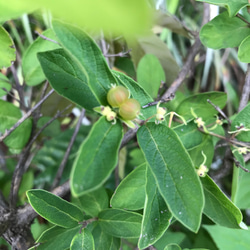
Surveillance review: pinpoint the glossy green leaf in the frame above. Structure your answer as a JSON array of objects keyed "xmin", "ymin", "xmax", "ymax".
[
  {"xmin": 71, "ymin": 117, "xmax": 123, "ymax": 197},
  {"xmin": 204, "ymin": 225, "xmax": 250, "ymax": 250},
  {"xmin": 0, "ymin": 100, "xmax": 32, "ymax": 150},
  {"xmin": 0, "ymin": 0, "xmax": 151, "ymax": 36},
  {"xmin": 230, "ymin": 103, "xmax": 250, "ymax": 142},
  {"xmin": 176, "ymin": 92, "xmax": 227, "ymax": 121},
  {"xmin": 112, "ymin": 70, "xmax": 155, "ymax": 120},
  {"xmin": 232, "ymin": 162, "xmax": 250, "ymax": 209},
  {"xmin": 0, "ymin": 73, "xmax": 11, "ymax": 97},
  {"xmin": 70, "ymin": 228, "xmax": 95, "ymax": 250},
  {"xmin": 26, "ymin": 189, "xmax": 84, "ymax": 228},
  {"xmin": 201, "ymin": 175, "xmax": 243, "ymax": 228},
  {"xmin": 196, "ymin": 0, "xmax": 250, "ymax": 17},
  {"xmin": 98, "ymin": 209, "xmax": 142, "ymax": 238},
  {"xmin": 52, "ymin": 20, "xmax": 117, "ymax": 105},
  {"xmin": 200, "ymin": 11, "xmax": 250, "ymax": 49},
  {"xmin": 90, "ymin": 222, "xmax": 121, "ymax": 250},
  {"xmin": 174, "ymin": 122, "xmax": 203, "ymax": 150},
  {"xmin": 110, "ymin": 163, "xmax": 146, "ymax": 210},
  {"xmin": 34, "ymin": 225, "xmax": 81, "ymax": 250},
  {"xmin": 74, "ymin": 187, "xmax": 109, "ymax": 217},
  {"xmin": 38, "ymin": 48, "xmax": 99, "ymax": 110},
  {"xmin": 137, "ymin": 123, "xmax": 204, "ymax": 232},
  {"xmin": 138, "ymin": 166, "xmax": 172, "ymax": 249},
  {"xmin": 137, "ymin": 54, "xmax": 165, "ymax": 99},
  {"xmin": 126, "ymin": 31, "xmax": 179, "ymax": 85},
  {"xmin": 22, "ymin": 29, "xmax": 60, "ymax": 86},
  {"xmin": 0, "ymin": 26, "xmax": 16, "ymax": 69},
  {"xmin": 238, "ymin": 35, "xmax": 250, "ymax": 62}
]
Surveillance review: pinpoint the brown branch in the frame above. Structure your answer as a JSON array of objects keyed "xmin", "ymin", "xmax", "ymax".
[
  {"xmin": 51, "ymin": 108, "xmax": 85, "ymax": 189},
  {"xmin": 161, "ymin": 36, "xmax": 202, "ymax": 99},
  {"xmin": 238, "ymin": 64, "xmax": 250, "ymax": 112},
  {"xmin": 207, "ymin": 99, "xmax": 231, "ymax": 124},
  {"xmin": 9, "ymin": 104, "xmax": 72, "ymax": 209},
  {"xmin": 161, "ymin": 2, "xmax": 210, "ymax": 99},
  {"xmin": 104, "ymin": 49, "xmax": 132, "ymax": 58},
  {"xmin": 0, "ymin": 89, "xmax": 54, "ymax": 143},
  {"xmin": 35, "ymin": 31, "xmax": 60, "ymax": 44}
]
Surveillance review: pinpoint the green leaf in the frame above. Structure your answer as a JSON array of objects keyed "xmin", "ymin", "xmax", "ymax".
[
  {"xmin": 70, "ymin": 228, "xmax": 95, "ymax": 250},
  {"xmin": 230, "ymin": 103, "xmax": 250, "ymax": 142},
  {"xmin": 110, "ymin": 163, "xmax": 146, "ymax": 210},
  {"xmin": 52, "ymin": 20, "xmax": 117, "ymax": 105},
  {"xmin": 138, "ymin": 166, "xmax": 172, "ymax": 249},
  {"xmin": 164, "ymin": 244, "xmax": 181, "ymax": 250},
  {"xmin": 0, "ymin": 0, "xmax": 151, "ymax": 36},
  {"xmin": 0, "ymin": 100, "xmax": 32, "ymax": 150},
  {"xmin": 232, "ymin": 162, "xmax": 250, "ymax": 209},
  {"xmin": 22, "ymin": 29, "xmax": 60, "ymax": 86},
  {"xmin": 188, "ymin": 136, "xmax": 214, "ymax": 168},
  {"xmin": 73, "ymin": 187, "xmax": 109, "ymax": 217},
  {"xmin": 26, "ymin": 189, "xmax": 84, "ymax": 228},
  {"xmin": 154, "ymin": 230, "xmax": 186, "ymax": 250},
  {"xmin": 196, "ymin": 0, "xmax": 250, "ymax": 17},
  {"xmin": 71, "ymin": 117, "xmax": 123, "ymax": 196},
  {"xmin": 38, "ymin": 48, "xmax": 99, "ymax": 110},
  {"xmin": 201, "ymin": 175, "xmax": 243, "ymax": 228},
  {"xmin": 90, "ymin": 222, "xmax": 121, "ymax": 250},
  {"xmin": 174, "ymin": 122, "xmax": 203, "ymax": 150},
  {"xmin": 137, "ymin": 54, "xmax": 165, "ymax": 99},
  {"xmin": 0, "ymin": 73, "xmax": 11, "ymax": 97},
  {"xmin": 126, "ymin": 31, "xmax": 179, "ymax": 86},
  {"xmin": 112, "ymin": 70, "xmax": 155, "ymax": 119},
  {"xmin": 34, "ymin": 225, "xmax": 81, "ymax": 250},
  {"xmin": 137, "ymin": 123, "xmax": 204, "ymax": 232},
  {"xmin": 0, "ymin": 26, "xmax": 16, "ymax": 69},
  {"xmin": 98, "ymin": 209, "xmax": 142, "ymax": 238},
  {"xmin": 238, "ymin": 35, "xmax": 250, "ymax": 63},
  {"xmin": 176, "ymin": 92, "xmax": 227, "ymax": 121},
  {"xmin": 200, "ymin": 11, "xmax": 250, "ymax": 49},
  {"xmin": 204, "ymin": 225, "xmax": 250, "ymax": 250}
]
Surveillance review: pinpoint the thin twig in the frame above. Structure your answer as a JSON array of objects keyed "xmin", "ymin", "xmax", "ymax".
[
  {"xmin": 161, "ymin": 36, "xmax": 202, "ymax": 99},
  {"xmin": 1, "ymin": 88, "xmax": 21, "ymax": 103},
  {"xmin": 9, "ymin": 104, "xmax": 72, "ymax": 209},
  {"xmin": 104, "ymin": 49, "xmax": 132, "ymax": 58},
  {"xmin": 0, "ymin": 89, "xmax": 54, "ymax": 143},
  {"xmin": 207, "ymin": 99, "xmax": 231, "ymax": 124},
  {"xmin": 234, "ymin": 158, "xmax": 250, "ymax": 172},
  {"xmin": 238, "ymin": 64, "xmax": 250, "ymax": 112},
  {"xmin": 236, "ymin": 13, "xmax": 250, "ymax": 26},
  {"xmin": 142, "ymin": 93, "xmax": 175, "ymax": 108},
  {"xmin": 51, "ymin": 108, "xmax": 85, "ymax": 190},
  {"xmin": 161, "ymin": 3, "xmax": 210, "ymax": 99},
  {"xmin": 35, "ymin": 31, "xmax": 60, "ymax": 44}
]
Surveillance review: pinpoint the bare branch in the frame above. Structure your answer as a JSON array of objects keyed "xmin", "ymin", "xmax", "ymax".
[
  {"xmin": 0, "ymin": 89, "xmax": 54, "ymax": 143},
  {"xmin": 9, "ymin": 104, "xmax": 72, "ymax": 209},
  {"xmin": 35, "ymin": 31, "xmax": 60, "ymax": 44},
  {"xmin": 238, "ymin": 64, "xmax": 250, "ymax": 112},
  {"xmin": 51, "ymin": 108, "xmax": 85, "ymax": 189},
  {"xmin": 104, "ymin": 49, "xmax": 132, "ymax": 58},
  {"xmin": 207, "ymin": 99, "xmax": 231, "ymax": 124}
]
